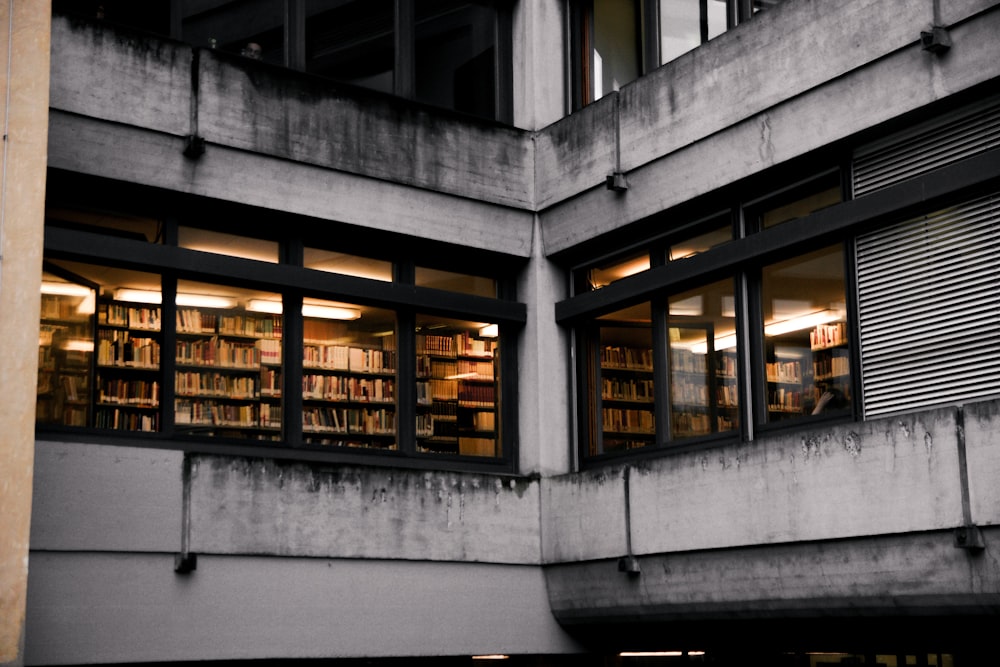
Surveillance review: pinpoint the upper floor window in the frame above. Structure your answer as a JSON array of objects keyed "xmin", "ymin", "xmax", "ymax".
[
  {"xmin": 571, "ymin": 0, "xmax": 784, "ymax": 108},
  {"xmin": 53, "ymin": 0, "xmax": 513, "ymax": 123}
]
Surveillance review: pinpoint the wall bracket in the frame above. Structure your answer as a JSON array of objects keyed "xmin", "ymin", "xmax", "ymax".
[
  {"xmin": 953, "ymin": 525, "xmax": 985, "ymax": 551},
  {"xmin": 920, "ymin": 26, "xmax": 951, "ymax": 54},
  {"xmin": 174, "ymin": 552, "xmax": 198, "ymax": 573}
]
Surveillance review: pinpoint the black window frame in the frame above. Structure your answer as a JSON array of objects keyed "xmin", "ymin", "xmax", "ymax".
[
  {"xmin": 558, "ymin": 146, "xmax": 1000, "ymax": 466},
  {"xmin": 37, "ymin": 172, "xmax": 526, "ymax": 474}
]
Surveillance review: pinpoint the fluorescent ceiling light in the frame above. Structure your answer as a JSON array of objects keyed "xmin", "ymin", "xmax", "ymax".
[
  {"xmin": 77, "ymin": 294, "xmax": 96, "ymax": 315},
  {"xmin": 471, "ymin": 656, "xmax": 509, "ymax": 661},
  {"xmin": 479, "ymin": 324, "xmax": 499, "ymax": 338},
  {"xmin": 669, "ymin": 295, "xmax": 703, "ymax": 317},
  {"xmin": 114, "ymin": 288, "xmax": 162, "ymax": 304},
  {"xmin": 620, "ymin": 651, "xmax": 684, "ymax": 657},
  {"xmin": 177, "ymin": 293, "xmax": 238, "ymax": 309},
  {"xmin": 248, "ymin": 300, "xmax": 361, "ymax": 321},
  {"xmin": 764, "ymin": 309, "xmax": 841, "ymax": 337},
  {"xmin": 62, "ymin": 339, "xmax": 94, "ymax": 352},
  {"xmin": 40, "ymin": 282, "xmax": 92, "ymax": 297},
  {"xmin": 688, "ymin": 332, "xmax": 737, "ymax": 355}
]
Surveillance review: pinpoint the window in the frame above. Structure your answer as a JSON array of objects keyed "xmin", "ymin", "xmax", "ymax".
[
  {"xmin": 38, "ymin": 193, "xmax": 523, "ymax": 469},
  {"xmin": 758, "ymin": 245, "xmax": 851, "ymax": 422},
  {"xmin": 571, "ymin": 0, "xmax": 784, "ymax": 108},
  {"xmin": 565, "ymin": 171, "xmax": 856, "ymax": 461},
  {"xmin": 53, "ymin": 0, "xmax": 513, "ymax": 123}
]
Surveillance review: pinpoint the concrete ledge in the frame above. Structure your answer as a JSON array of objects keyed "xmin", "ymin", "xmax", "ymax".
[
  {"xmin": 546, "ymin": 526, "xmax": 1000, "ymax": 627},
  {"xmin": 190, "ymin": 456, "xmax": 543, "ymax": 564}
]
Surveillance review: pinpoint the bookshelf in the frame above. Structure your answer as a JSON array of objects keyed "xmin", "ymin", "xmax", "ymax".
[
  {"xmin": 599, "ymin": 340, "xmax": 655, "ymax": 452},
  {"xmin": 765, "ymin": 321, "xmax": 850, "ymax": 420},
  {"xmin": 417, "ymin": 330, "xmax": 499, "ymax": 457},
  {"xmin": 174, "ymin": 306, "xmax": 283, "ymax": 440},
  {"xmin": 95, "ymin": 299, "xmax": 162, "ymax": 432},
  {"xmin": 37, "ymin": 291, "xmax": 94, "ymax": 428},
  {"xmin": 301, "ymin": 317, "xmax": 397, "ymax": 450}
]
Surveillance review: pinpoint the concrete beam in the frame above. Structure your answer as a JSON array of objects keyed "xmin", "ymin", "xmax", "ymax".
[{"xmin": 0, "ymin": 2, "xmax": 50, "ymax": 665}]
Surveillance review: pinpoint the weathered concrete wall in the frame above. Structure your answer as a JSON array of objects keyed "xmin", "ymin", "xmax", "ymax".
[
  {"xmin": 537, "ymin": 0, "xmax": 1000, "ymax": 254},
  {"xmin": 47, "ymin": 14, "xmax": 536, "ymax": 256},
  {"xmin": 190, "ymin": 456, "xmax": 541, "ymax": 564},
  {"xmin": 543, "ymin": 400, "xmax": 1000, "ymax": 621},
  {"xmin": 512, "ymin": 0, "xmax": 567, "ymax": 131},
  {"xmin": 25, "ymin": 552, "xmax": 582, "ymax": 664},
  {"xmin": 542, "ymin": 402, "xmax": 998, "ymax": 564},
  {"xmin": 547, "ymin": 527, "xmax": 1000, "ymax": 623}
]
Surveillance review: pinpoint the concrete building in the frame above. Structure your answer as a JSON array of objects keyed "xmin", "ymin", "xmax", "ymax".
[{"xmin": 2, "ymin": 0, "xmax": 999, "ymax": 664}]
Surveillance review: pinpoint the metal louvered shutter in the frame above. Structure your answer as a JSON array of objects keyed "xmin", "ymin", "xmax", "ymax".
[
  {"xmin": 853, "ymin": 95, "xmax": 1000, "ymax": 197},
  {"xmin": 856, "ymin": 194, "xmax": 1000, "ymax": 417}
]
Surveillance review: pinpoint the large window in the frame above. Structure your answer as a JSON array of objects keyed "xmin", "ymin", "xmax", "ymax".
[
  {"xmin": 567, "ymin": 170, "xmax": 856, "ymax": 461},
  {"xmin": 53, "ymin": 0, "xmax": 513, "ymax": 123},
  {"xmin": 38, "ymin": 192, "xmax": 523, "ymax": 469}
]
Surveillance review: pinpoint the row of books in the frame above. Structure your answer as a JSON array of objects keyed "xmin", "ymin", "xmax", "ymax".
[
  {"xmin": 97, "ymin": 332, "xmax": 160, "ymax": 368},
  {"xmin": 671, "ymin": 349, "xmax": 707, "ymax": 374},
  {"xmin": 814, "ymin": 354, "xmax": 850, "ymax": 379},
  {"xmin": 175, "ymin": 371, "xmax": 260, "ymax": 399},
  {"xmin": 811, "ymin": 322, "xmax": 847, "ymax": 350},
  {"xmin": 602, "ymin": 377, "xmax": 655, "ymax": 402},
  {"xmin": 218, "ymin": 314, "xmax": 282, "ymax": 339},
  {"xmin": 95, "ymin": 407, "xmax": 159, "ymax": 432},
  {"xmin": 458, "ymin": 384, "xmax": 495, "ymax": 408},
  {"xmin": 671, "ymin": 379, "xmax": 709, "ymax": 406},
  {"xmin": 101, "ymin": 304, "xmax": 161, "ymax": 331},
  {"xmin": 766, "ymin": 360, "xmax": 801, "ymax": 384},
  {"xmin": 602, "ymin": 407, "xmax": 655, "ymax": 434},
  {"xmin": 303, "ymin": 375, "xmax": 395, "ymax": 403},
  {"xmin": 768, "ymin": 388, "xmax": 803, "ymax": 412},
  {"xmin": 601, "ymin": 346, "xmax": 653, "ymax": 371},
  {"xmin": 175, "ymin": 338, "xmax": 266, "ymax": 368},
  {"xmin": 175, "ymin": 399, "xmax": 266, "ymax": 428},
  {"xmin": 301, "ymin": 407, "xmax": 396, "ymax": 435},
  {"xmin": 97, "ymin": 377, "xmax": 159, "ymax": 407}
]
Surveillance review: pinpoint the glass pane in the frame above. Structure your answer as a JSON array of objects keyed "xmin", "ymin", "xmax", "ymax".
[
  {"xmin": 594, "ymin": 303, "xmax": 655, "ymax": 455},
  {"xmin": 658, "ymin": 0, "xmax": 701, "ymax": 65},
  {"xmin": 46, "ymin": 207, "xmax": 163, "ymax": 244},
  {"xmin": 579, "ymin": 251, "xmax": 650, "ymax": 292},
  {"xmin": 761, "ymin": 245, "xmax": 851, "ymax": 423},
  {"xmin": 669, "ymin": 220, "xmax": 732, "ymax": 260},
  {"xmin": 416, "ymin": 315, "xmax": 501, "ymax": 458},
  {"xmin": 38, "ymin": 271, "xmax": 96, "ymax": 429},
  {"xmin": 305, "ymin": 0, "xmax": 395, "ymax": 94},
  {"xmin": 415, "ymin": 1, "xmax": 498, "ymax": 119},
  {"xmin": 707, "ymin": 0, "xmax": 728, "ymax": 39},
  {"xmin": 39, "ymin": 261, "xmax": 166, "ymax": 433},
  {"xmin": 175, "ymin": 280, "xmax": 283, "ymax": 440},
  {"xmin": 593, "ymin": 0, "xmax": 640, "ymax": 101},
  {"xmin": 668, "ymin": 279, "xmax": 738, "ymax": 439},
  {"xmin": 759, "ymin": 182, "xmax": 842, "ymax": 229},
  {"xmin": 415, "ymin": 266, "xmax": 497, "ymax": 298},
  {"xmin": 178, "ymin": 227, "xmax": 279, "ymax": 263},
  {"xmin": 302, "ymin": 300, "xmax": 397, "ymax": 449},
  {"xmin": 180, "ymin": 0, "xmax": 285, "ymax": 64},
  {"xmin": 304, "ymin": 247, "xmax": 393, "ymax": 281}
]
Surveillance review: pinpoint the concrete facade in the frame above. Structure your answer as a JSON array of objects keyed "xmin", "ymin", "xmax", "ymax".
[{"xmin": 14, "ymin": 0, "xmax": 1000, "ymax": 663}]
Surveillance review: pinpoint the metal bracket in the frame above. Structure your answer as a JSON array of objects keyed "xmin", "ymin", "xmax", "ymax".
[
  {"xmin": 920, "ymin": 26, "xmax": 951, "ymax": 54},
  {"xmin": 953, "ymin": 525, "xmax": 985, "ymax": 551},
  {"xmin": 183, "ymin": 134, "xmax": 206, "ymax": 159},
  {"xmin": 606, "ymin": 172, "xmax": 629, "ymax": 192},
  {"xmin": 174, "ymin": 552, "xmax": 198, "ymax": 574},
  {"xmin": 617, "ymin": 555, "xmax": 641, "ymax": 576}
]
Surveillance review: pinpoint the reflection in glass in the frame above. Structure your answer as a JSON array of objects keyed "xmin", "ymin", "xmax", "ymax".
[
  {"xmin": 416, "ymin": 314, "xmax": 500, "ymax": 458},
  {"xmin": 761, "ymin": 245, "xmax": 851, "ymax": 422},
  {"xmin": 592, "ymin": 0, "xmax": 640, "ymax": 101},
  {"xmin": 179, "ymin": 227, "xmax": 279, "ymax": 263},
  {"xmin": 304, "ymin": 248, "xmax": 393, "ymax": 282},
  {"xmin": 760, "ymin": 184, "xmax": 842, "ymax": 229},
  {"xmin": 669, "ymin": 221, "xmax": 731, "ymax": 261},
  {"xmin": 302, "ymin": 300, "xmax": 397, "ymax": 450},
  {"xmin": 181, "ymin": 0, "xmax": 285, "ymax": 64},
  {"xmin": 415, "ymin": 266, "xmax": 497, "ymax": 298},
  {"xmin": 658, "ymin": 0, "xmax": 728, "ymax": 65},
  {"xmin": 668, "ymin": 279, "xmax": 738, "ymax": 439},
  {"xmin": 305, "ymin": 0, "xmax": 395, "ymax": 93},
  {"xmin": 593, "ymin": 303, "xmax": 655, "ymax": 455},
  {"xmin": 582, "ymin": 252, "xmax": 650, "ymax": 292},
  {"xmin": 38, "ymin": 273, "xmax": 95, "ymax": 429}
]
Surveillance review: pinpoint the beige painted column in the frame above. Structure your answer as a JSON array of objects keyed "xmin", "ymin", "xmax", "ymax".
[{"xmin": 0, "ymin": 1, "xmax": 51, "ymax": 665}]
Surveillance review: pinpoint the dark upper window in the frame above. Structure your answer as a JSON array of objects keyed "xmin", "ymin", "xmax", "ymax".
[
  {"xmin": 53, "ymin": 0, "xmax": 513, "ymax": 123},
  {"xmin": 570, "ymin": 0, "xmax": 784, "ymax": 109}
]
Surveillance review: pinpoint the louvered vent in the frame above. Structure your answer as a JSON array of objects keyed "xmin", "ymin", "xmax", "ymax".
[
  {"xmin": 853, "ymin": 96, "xmax": 1000, "ymax": 197},
  {"xmin": 856, "ymin": 193, "xmax": 1000, "ymax": 417}
]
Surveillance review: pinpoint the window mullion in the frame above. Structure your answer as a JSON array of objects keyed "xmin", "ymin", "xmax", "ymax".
[
  {"xmin": 396, "ymin": 309, "xmax": 416, "ymax": 455},
  {"xmin": 651, "ymin": 300, "xmax": 672, "ymax": 446},
  {"xmin": 283, "ymin": 290, "xmax": 304, "ymax": 447}
]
